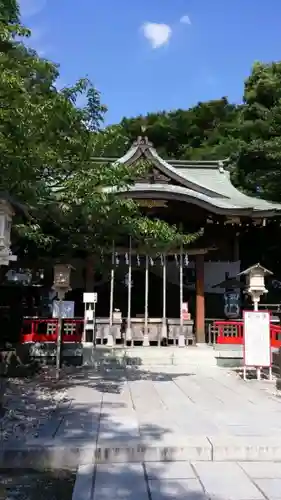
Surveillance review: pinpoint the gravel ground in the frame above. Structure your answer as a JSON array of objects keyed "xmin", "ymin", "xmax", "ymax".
[
  {"xmin": 0, "ymin": 367, "xmax": 70, "ymax": 443},
  {"xmin": 0, "ymin": 469, "xmax": 76, "ymax": 500}
]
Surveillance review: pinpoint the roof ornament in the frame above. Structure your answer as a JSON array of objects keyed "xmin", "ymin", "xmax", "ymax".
[
  {"xmin": 133, "ymin": 135, "xmax": 153, "ymax": 150},
  {"xmin": 218, "ymin": 160, "xmax": 225, "ymax": 173}
]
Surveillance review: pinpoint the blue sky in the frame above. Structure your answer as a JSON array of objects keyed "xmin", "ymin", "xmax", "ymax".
[{"xmin": 19, "ymin": 0, "xmax": 281, "ymax": 125}]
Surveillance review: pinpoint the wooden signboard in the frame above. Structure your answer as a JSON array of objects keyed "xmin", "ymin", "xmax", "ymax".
[{"xmin": 243, "ymin": 310, "xmax": 271, "ymax": 378}]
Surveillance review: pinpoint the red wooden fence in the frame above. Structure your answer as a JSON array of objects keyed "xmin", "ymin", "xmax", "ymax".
[
  {"xmin": 21, "ymin": 318, "xmax": 84, "ymax": 343},
  {"xmin": 214, "ymin": 320, "xmax": 281, "ymax": 347}
]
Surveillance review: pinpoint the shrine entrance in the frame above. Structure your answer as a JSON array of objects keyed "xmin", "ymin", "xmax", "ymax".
[{"xmin": 86, "ymin": 247, "xmax": 202, "ymax": 347}]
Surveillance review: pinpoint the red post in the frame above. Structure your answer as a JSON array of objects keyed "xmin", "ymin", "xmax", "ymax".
[{"xmin": 196, "ymin": 254, "xmax": 205, "ymax": 343}]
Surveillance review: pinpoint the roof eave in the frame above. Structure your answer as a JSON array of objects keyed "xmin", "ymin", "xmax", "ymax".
[{"xmin": 108, "ymin": 185, "xmax": 281, "ymax": 217}]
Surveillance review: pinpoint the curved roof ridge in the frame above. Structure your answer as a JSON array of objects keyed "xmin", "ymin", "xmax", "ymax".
[
  {"xmin": 113, "ymin": 137, "xmax": 228, "ymax": 199},
  {"xmin": 91, "ymin": 138, "xmax": 281, "ymax": 214}
]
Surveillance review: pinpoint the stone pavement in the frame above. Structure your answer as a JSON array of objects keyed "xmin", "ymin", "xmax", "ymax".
[
  {"xmin": 2, "ymin": 363, "xmax": 279, "ymax": 464},
  {"xmin": 73, "ymin": 460, "xmax": 281, "ymax": 499},
  {"xmin": 3, "ymin": 364, "xmax": 281, "ymax": 498}
]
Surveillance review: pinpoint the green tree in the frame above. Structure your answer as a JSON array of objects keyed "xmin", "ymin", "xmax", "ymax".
[
  {"xmin": 0, "ymin": 0, "xmax": 19, "ymax": 23},
  {"xmin": 0, "ymin": 5, "xmax": 199, "ymax": 261},
  {"xmin": 119, "ymin": 98, "xmax": 240, "ymax": 160},
  {"xmin": 233, "ymin": 62, "xmax": 281, "ymax": 200}
]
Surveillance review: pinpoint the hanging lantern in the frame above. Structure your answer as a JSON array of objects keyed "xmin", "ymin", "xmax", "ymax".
[
  {"xmin": 184, "ymin": 254, "xmax": 189, "ymax": 267},
  {"xmin": 125, "ymin": 252, "xmax": 129, "ymax": 265},
  {"xmin": 115, "ymin": 252, "xmax": 119, "ymax": 266},
  {"xmin": 149, "ymin": 257, "xmax": 154, "ymax": 266},
  {"xmin": 136, "ymin": 254, "xmax": 140, "ymax": 266}
]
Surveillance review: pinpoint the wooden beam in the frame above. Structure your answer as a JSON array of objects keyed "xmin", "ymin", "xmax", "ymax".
[{"xmin": 112, "ymin": 247, "xmax": 216, "ymax": 256}]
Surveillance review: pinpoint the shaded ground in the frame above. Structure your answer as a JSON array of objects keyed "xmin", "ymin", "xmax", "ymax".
[
  {"xmin": 0, "ymin": 367, "xmax": 68, "ymax": 443},
  {"xmin": 0, "ymin": 469, "xmax": 76, "ymax": 500},
  {"xmin": 2, "ymin": 361, "xmax": 281, "ymax": 448}
]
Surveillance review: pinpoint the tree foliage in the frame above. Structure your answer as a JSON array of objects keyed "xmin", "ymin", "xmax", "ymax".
[
  {"xmin": 0, "ymin": 3, "xmax": 198, "ymax": 260},
  {"xmin": 4, "ymin": 0, "xmax": 281, "ymax": 265},
  {"xmin": 113, "ymin": 62, "xmax": 281, "ymax": 203}
]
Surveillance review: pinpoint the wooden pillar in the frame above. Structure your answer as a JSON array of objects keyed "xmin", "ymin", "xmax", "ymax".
[{"xmin": 195, "ymin": 254, "xmax": 205, "ymax": 343}]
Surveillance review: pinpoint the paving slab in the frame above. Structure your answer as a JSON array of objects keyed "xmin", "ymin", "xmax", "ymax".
[
  {"xmin": 72, "ymin": 464, "xmax": 94, "ymax": 500},
  {"xmin": 98, "ymin": 413, "xmax": 140, "ymax": 441},
  {"xmin": 71, "ymin": 461, "xmax": 281, "ymax": 500},
  {"xmin": 239, "ymin": 461, "xmax": 281, "ymax": 478},
  {"xmin": 148, "ymin": 478, "xmax": 206, "ymax": 500},
  {"xmin": 193, "ymin": 462, "xmax": 265, "ymax": 500},
  {"xmin": 93, "ymin": 463, "xmax": 148, "ymax": 499},
  {"xmin": 145, "ymin": 461, "xmax": 196, "ymax": 479},
  {"xmin": 254, "ymin": 479, "xmax": 281, "ymax": 499}
]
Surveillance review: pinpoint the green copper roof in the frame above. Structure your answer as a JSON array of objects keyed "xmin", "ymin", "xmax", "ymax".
[{"xmin": 98, "ymin": 136, "xmax": 281, "ymax": 217}]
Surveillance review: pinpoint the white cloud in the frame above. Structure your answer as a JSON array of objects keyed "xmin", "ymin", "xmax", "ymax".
[
  {"xmin": 180, "ymin": 15, "xmax": 191, "ymax": 25},
  {"xmin": 141, "ymin": 22, "xmax": 172, "ymax": 49},
  {"xmin": 19, "ymin": 0, "xmax": 47, "ymax": 18}
]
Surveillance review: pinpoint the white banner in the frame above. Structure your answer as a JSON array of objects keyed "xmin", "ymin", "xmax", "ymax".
[{"xmin": 243, "ymin": 311, "xmax": 271, "ymax": 367}]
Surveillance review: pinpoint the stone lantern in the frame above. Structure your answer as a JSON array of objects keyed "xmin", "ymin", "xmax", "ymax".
[
  {"xmin": 238, "ymin": 263, "xmax": 273, "ymax": 311},
  {"xmin": 0, "ymin": 198, "xmax": 17, "ymax": 266},
  {"xmin": 53, "ymin": 263, "xmax": 74, "ymax": 379},
  {"xmin": 53, "ymin": 263, "xmax": 73, "ymax": 300}
]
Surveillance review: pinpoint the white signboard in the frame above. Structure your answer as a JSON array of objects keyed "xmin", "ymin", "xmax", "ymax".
[
  {"xmin": 243, "ymin": 311, "xmax": 271, "ymax": 367},
  {"xmin": 52, "ymin": 301, "xmax": 75, "ymax": 319},
  {"xmin": 83, "ymin": 292, "xmax": 97, "ymax": 304}
]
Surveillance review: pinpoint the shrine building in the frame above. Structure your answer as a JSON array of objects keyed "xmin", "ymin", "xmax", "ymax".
[{"xmin": 76, "ymin": 136, "xmax": 281, "ymax": 347}]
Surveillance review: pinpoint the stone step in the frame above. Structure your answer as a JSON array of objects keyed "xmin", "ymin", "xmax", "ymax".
[
  {"xmin": 3, "ymin": 435, "xmax": 281, "ymax": 468},
  {"xmin": 82, "ymin": 345, "xmax": 217, "ymax": 367}
]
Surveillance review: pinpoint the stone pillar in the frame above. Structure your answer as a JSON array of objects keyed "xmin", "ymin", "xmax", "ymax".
[{"xmin": 195, "ymin": 254, "xmax": 205, "ymax": 343}]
